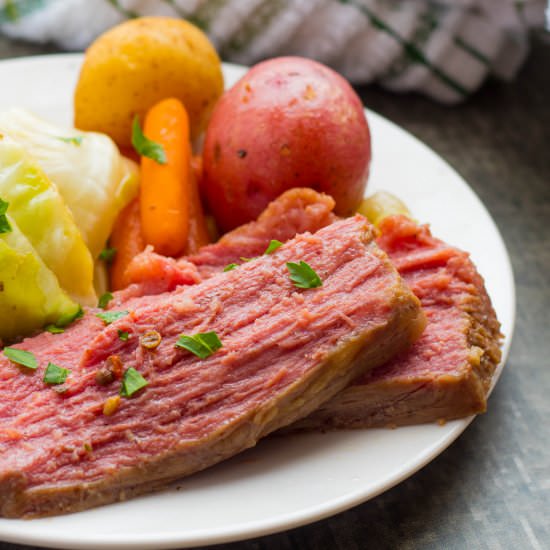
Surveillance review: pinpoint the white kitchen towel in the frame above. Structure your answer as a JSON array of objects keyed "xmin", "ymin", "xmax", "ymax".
[{"xmin": 0, "ymin": 0, "xmax": 546, "ymax": 103}]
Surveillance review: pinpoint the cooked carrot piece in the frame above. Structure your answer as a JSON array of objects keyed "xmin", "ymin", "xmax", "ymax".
[
  {"xmin": 184, "ymin": 168, "xmax": 211, "ymax": 254},
  {"xmin": 140, "ymin": 98, "xmax": 191, "ymax": 257},
  {"xmin": 110, "ymin": 198, "xmax": 145, "ymax": 290}
]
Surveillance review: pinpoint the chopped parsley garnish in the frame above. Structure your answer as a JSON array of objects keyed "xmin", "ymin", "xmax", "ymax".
[
  {"xmin": 98, "ymin": 247, "xmax": 117, "ymax": 263},
  {"xmin": 0, "ymin": 198, "xmax": 12, "ymax": 234},
  {"xmin": 56, "ymin": 135, "xmax": 83, "ymax": 146},
  {"xmin": 96, "ymin": 310, "xmax": 129, "ymax": 325},
  {"xmin": 223, "ymin": 263, "xmax": 238, "ymax": 272},
  {"xmin": 120, "ymin": 367, "xmax": 148, "ymax": 397},
  {"xmin": 56, "ymin": 305, "xmax": 84, "ymax": 328},
  {"xmin": 264, "ymin": 239, "xmax": 283, "ymax": 254},
  {"xmin": 240, "ymin": 257, "xmax": 253, "ymax": 262},
  {"xmin": 98, "ymin": 292, "xmax": 113, "ymax": 309},
  {"xmin": 286, "ymin": 261, "xmax": 322, "ymax": 289},
  {"xmin": 4, "ymin": 347, "xmax": 37, "ymax": 369},
  {"xmin": 45, "ymin": 306, "xmax": 83, "ymax": 333},
  {"xmin": 45, "ymin": 324, "xmax": 65, "ymax": 334},
  {"xmin": 175, "ymin": 331, "xmax": 222, "ymax": 359},
  {"xmin": 43, "ymin": 362, "xmax": 70, "ymax": 385},
  {"xmin": 131, "ymin": 116, "xmax": 167, "ymax": 164},
  {"xmin": 118, "ymin": 330, "xmax": 130, "ymax": 341}
]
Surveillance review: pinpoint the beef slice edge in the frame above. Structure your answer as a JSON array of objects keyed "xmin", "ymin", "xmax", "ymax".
[{"xmin": 291, "ymin": 215, "xmax": 502, "ymax": 430}]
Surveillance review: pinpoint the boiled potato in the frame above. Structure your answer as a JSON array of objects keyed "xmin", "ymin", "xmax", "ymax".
[
  {"xmin": 74, "ymin": 17, "xmax": 223, "ymax": 146},
  {"xmin": 202, "ymin": 57, "xmax": 371, "ymax": 232}
]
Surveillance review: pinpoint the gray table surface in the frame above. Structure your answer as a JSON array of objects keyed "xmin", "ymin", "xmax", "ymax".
[{"xmin": 0, "ymin": 31, "xmax": 548, "ymax": 550}]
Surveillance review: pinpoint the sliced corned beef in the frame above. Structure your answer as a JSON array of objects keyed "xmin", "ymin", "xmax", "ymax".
[
  {"xmin": 187, "ymin": 187, "xmax": 337, "ymax": 278},
  {"xmin": 292, "ymin": 215, "xmax": 502, "ymax": 430},
  {"xmin": 0, "ymin": 215, "xmax": 424, "ymax": 517}
]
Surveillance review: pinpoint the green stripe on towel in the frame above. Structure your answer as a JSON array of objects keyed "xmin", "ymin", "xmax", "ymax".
[
  {"xmin": 105, "ymin": 0, "xmax": 138, "ymax": 18},
  {"xmin": 340, "ymin": 0, "xmax": 469, "ymax": 97},
  {"xmin": 454, "ymin": 36, "xmax": 490, "ymax": 66},
  {"xmin": 223, "ymin": 0, "xmax": 288, "ymax": 56},
  {"xmin": 0, "ymin": 0, "xmax": 45, "ymax": 24}
]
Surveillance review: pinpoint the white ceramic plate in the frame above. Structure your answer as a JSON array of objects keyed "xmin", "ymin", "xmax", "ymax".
[{"xmin": 0, "ymin": 55, "xmax": 515, "ymax": 550}]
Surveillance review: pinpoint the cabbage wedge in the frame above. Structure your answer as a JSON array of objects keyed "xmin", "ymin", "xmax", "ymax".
[
  {"xmin": 0, "ymin": 136, "xmax": 95, "ymax": 305},
  {"xmin": 0, "ymin": 108, "xmax": 139, "ymax": 259},
  {"xmin": 0, "ymin": 215, "xmax": 79, "ymax": 342}
]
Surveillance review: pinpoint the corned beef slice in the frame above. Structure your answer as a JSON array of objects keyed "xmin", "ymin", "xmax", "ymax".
[
  {"xmin": 0, "ymin": 216, "xmax": 424, "ymax": 517},
  {"xmin": 188, "ymin": 187, "xmax": 337, "ymax": 278},
  {"xmin": 293, "ymin": 215, "xmax": 502, "ymax": 430},
  {"xmin": 121, "ymin": 188, "xmax": 336, "ymax": 293}
]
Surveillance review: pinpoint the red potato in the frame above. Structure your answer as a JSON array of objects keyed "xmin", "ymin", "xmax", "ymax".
[{"xmin": 202, "ymin": 56, "xmax": 371, "ymax": 232}]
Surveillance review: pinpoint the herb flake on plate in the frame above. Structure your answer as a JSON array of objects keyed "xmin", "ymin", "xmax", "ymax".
[
  {"xmin": 43, "ymin": 362, "xmax": 70, "ymax": 385},
  {"xmin": 96, "ymin": 310, "xmax": 129, "ymax": 325},
  {"xmin": 98, "ymin": 247, "xmax": 117, "ymax": 263},
  {"xmin": 98, "ymin": 292, "xmax": 113, "ymax": 309},
  {"xmin": 120, "ymin": 367, "xmax": 148, "ymax": 397},
  {"xmin": 56, "ymin": 135, "xmax": 83, "ymax": 146},
  {"xmin": 131, "ymin": 116, "xmax": 167, "ymax": 164},
  {"xmin": 0, "ymin": 197, "xmax": 12, "ymax": 234},
  {"xmin": 56, "ymin": 305, "xmax": 84, "ymax": 328},
  {"xmin": 4, "ymin": 347, "xmax": 37, "ymax": 369},
  {"xmin": 286, "ymin": 261, "xmax": 322, "ymax": 289},
  {"xmin": 175, "ymin": 331, "xmax": 222, "ymax": 359},
  {"xmin": 45, "ymin": 324, "xmax": 65, "ymax": 334},
  {"xmin": 264, "ymin": 239, "xmax": 283, "ymax": 254}
]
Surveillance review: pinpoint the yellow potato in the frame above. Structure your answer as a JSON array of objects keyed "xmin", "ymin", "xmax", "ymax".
[{"xmin": 74, "ymin": 17, "xmax": 223, "ymax": 146}]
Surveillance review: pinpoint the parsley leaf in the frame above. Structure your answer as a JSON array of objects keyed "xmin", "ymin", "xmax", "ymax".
[
  {"xmin": 223, "ymin": 263, "xmax": 238, "ymax": 272},
  {"xmin": 98, "ymin": 292, "xmax": 113, "ymax": 309},
  {"xmin": 98, "ymin": 247, "xmax": 117, "ymax": 263},
  {"xmin": 120, "ymin": 367, "xmax": 148, "ymax": 397},
  {"xmin": 96, "ymin": 310, "xmax": 129, "ymax": 325},
  {"xmin": 45, "ymin": 324, "xmax": 65, "ymax": 334},
  {"xmin": 0, "ymin": 198, "xmax": 12, "ymax": 234},
  {"xmin": 118, "ymin": 330, "xmax": 130, "ymax": 341},
  {"xmin": 4, "ymin": 347, "xmax": 37, "ymax": 369},
  {"xmin": 43, "ymin": 362, "xmax": 70, "ymax": 385},
  {"xmin": 175, "ymin": 331, "xmax": 222, "ymax": 359},
  {"xmin": 264, "ymin": 239, "xmax": 283, "ymax": 254},
  {"xmin": 56, "ymin": 136, "xmax": 83, "ymax": 146},
  {"xmin": 131, "ymin": 116, "xmax": 167, "ymax": 164},
  {"xmin": 286, "ymin": 261, "xmax": 322, "ymax": 289},
  {"xmin": 56, "ymin": 305, "xmax": 84, "ymax": 328}
]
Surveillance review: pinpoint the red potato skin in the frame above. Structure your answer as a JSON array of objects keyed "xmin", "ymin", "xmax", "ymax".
[{"xmin": 202, "ymin": 56, "xmax": 371, "ymax": 232}]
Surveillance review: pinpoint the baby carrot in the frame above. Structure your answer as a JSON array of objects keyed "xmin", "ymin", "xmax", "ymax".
[
  {"xmin": 184, "ymin": 168, "xmax": 211, "ymax": 254},
  {"xmin": 139, "ymin": 98, "xmax": 191, "ymax": 257},
  {"xmin": 110, "ymin": 198, "xmax": 145, "ymax": 290}
]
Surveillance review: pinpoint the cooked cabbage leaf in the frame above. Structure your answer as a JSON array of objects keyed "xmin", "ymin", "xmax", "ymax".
[
  {"xmin": 0, "ymin": 215, "xmax": 79, "ymax": 342},
  {"xmin": 0, "ymin": 108, "xmax": 139, "ymax": 259},
  {"xmin": 0, "ymin": 136, "xmax": 96, "ymax": 305}
]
